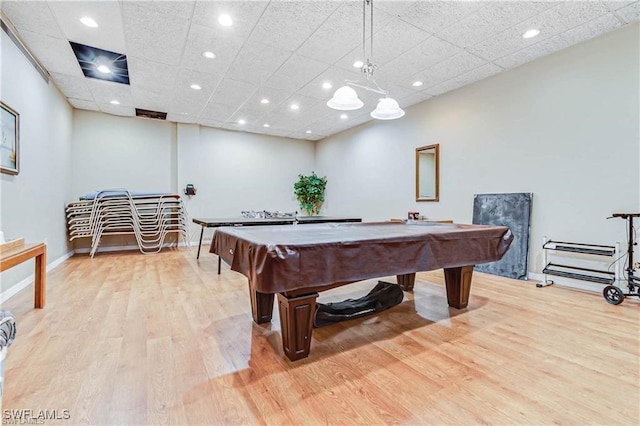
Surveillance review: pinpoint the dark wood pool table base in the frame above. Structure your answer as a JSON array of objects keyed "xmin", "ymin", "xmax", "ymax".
[{"xmin": 250, "ymin": 266, "xmax": 474, "ymax": 361}]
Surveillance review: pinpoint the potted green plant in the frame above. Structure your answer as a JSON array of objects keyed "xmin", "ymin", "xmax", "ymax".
[{"xmin": 293, "ymin": 172, "xmax": 327, "ymax": 216}]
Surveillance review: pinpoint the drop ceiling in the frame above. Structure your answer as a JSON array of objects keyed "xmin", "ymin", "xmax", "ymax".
[{"xmin": 1, "ymin": 1, "xmax": 638, "ymax": 141}]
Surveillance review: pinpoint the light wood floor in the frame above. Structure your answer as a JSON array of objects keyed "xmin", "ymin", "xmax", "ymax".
[{"xmin": 2, "ymin": 247, "xmax": 639, "ymax": 425}]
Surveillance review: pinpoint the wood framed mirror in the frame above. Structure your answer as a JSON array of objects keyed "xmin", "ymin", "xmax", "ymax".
[{"xmin": 415, "ymin": 143, "xmax": 439, "ymax": 202}]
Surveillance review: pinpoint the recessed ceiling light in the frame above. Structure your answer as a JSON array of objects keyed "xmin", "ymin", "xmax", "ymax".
[
  {"xmin": 190, "ymin": 84, "xmax": 201, "ymax": 90},
  {"xmin": 263, "ymin": 123, "xmax": 270, "ymax": 128},
  {"xmin": 306, "ymin": 130, "xmax": 312, "ymax": 134},
  {"xmin": 412, "ymin": 81, "xmax": 423, "ymax": 87},
  {"xmin": 522, "ymin": 29, "xmax": 540, "ymax": 39},
  {"xmin": 110, "ymin": 100, "xmax": 120, "ymax": 105},
  {"xmin": 80, "ymin": 17, "xmax": 98, "ymax": 28},
  {"xmin": 353, "ymin": 60, "xmax": 364, "ymax": 68},
  {"xmin": 202, "ymin": 51, "xmax": 216, "ymax": 59},
  {"xmin": 238, "ymin": 119, "xmax": 246, "ymax": 125},
  {"xmin": 218, "ymin": 14, "xmax": 233, "ymax": 27},
  {"xmin": 340, "ymin": 114, "xmax": 348, "ymax": 119},
  {"xmin": 260, "ymin": 98, "xmax": 269, "ymax": 104},
  {"xmin": 322, "ymin": 82, "xmax": 332, "ymax": 89},
  {"xmin": 290, "ymin": 104, "xmax": 299, "ymax": 110},
  {"xmin": 96, "ymin": 65, "xmax": 111, "ymax": 74}
]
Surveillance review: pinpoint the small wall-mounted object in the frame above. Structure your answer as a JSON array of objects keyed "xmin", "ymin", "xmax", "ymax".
[{"xmin": 184, "ymin": 184, "xmax": 197, "ymax": 196}]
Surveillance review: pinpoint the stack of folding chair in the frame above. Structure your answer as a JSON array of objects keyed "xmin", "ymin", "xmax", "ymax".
[{"xmin": 65, "ymin": 189, "xmax": 189, "ymax": 257}]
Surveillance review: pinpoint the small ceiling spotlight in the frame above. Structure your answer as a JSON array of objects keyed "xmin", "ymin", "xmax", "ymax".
[
  {"xmin": 260, "ymin": 98, "xmax": 270, "ymax": 104},
  {"xmin": 190, "ymin": 84, "xmax": 202, "ymax": 90},
  {"xmin": 238, "ymin": 119, "xmax": 246, "ymax": 125},
  {"xmin": 202, "ymin": 51, "xmax": 216, "ymax": 59},
  {"xmin": 263, "ymin": 123, "xmax": 270, "ymax": 128},
  {"xmin": 218, "ymin": 14, "xmax": 233, "ymax": 27},
  {"xmin": 96, "ymin": 64, "xmax": 111, "ymax": 74},
  {"xmin": 340, "ymin": 114, "xmax": 348, "ymax": 119},
  {"xmin": 290, "ymin": 104, "xmax": 299, "ymax": 110},
  {"xmin": 412, "ymin": 81, "xmax": 423, "ymax": 87},
  {"xmin": 80, "ymin": 17, "xmax": 98, "ymax": 28},
  {"xmin": 523, "ymin": 29, "xmax": 541, "ymax": 39},
  {"xmin": 353, "ymin": 60, "xmax": 364, "ymax": 68},
  {"xmin": 109, "ymin": 100, "xmax": 120, "ymax": 105},
  {"xmin": 322, "ymin": 82, "xmax": 332, "ymax": 89},
  {"xmin": 306, "ymin": 130, "xmax": 312, "ymax": 134}
]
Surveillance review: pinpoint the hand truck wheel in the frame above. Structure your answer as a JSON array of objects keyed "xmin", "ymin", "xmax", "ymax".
[{"xmin": 603, "ymin": 285, "xmax": 625, "ymax": 305}]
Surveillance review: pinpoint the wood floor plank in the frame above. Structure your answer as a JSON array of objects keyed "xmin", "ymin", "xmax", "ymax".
[{"xmin": 1, "ymin": 248, "xmax": 638, "ymax": 425}]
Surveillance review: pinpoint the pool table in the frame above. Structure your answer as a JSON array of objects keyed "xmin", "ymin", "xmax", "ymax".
[{"xmin": 211, "ymin": 221, "xmax": 513, "ymax": 361}]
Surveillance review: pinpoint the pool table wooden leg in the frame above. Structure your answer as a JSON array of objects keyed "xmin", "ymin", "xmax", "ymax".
[
  {"xmin": 443, "ymin": 265, "xmax": 475, "ymax": 309},
  {"xmin": 249, "ymin": 280, "xmax": 274, "ymax": 324},
  {"xmin": 277, "ymin": 292, "xmax": 318, "ymax": 361},
  {"xmin": 397, "ymin": 273, "xmax": 416, "ymax": 290}
]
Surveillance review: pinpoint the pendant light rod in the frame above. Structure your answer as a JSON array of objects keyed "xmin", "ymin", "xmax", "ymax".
[{"xmin": 327, "ymin": 0, "xmax": 404, "ymax": 119}]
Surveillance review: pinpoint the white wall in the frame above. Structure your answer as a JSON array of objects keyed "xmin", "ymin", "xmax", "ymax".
[
  {"xmin": 317, "ymin": 23, "xmax": 640, "ymax": 277},
  {"xmin": 177, "ymin": 124, "xmax": 315, "ymax": 240},
  {"xmin": 70, "ymin": 110, "xmax": 177, "ymax": 197},
  {"xmin": 0, "ymin": 29, "xmax": 74, "ymax": 294},
  {"xmin": 70, "ymin": 115, "xmax": 316, "ymax": 245}
]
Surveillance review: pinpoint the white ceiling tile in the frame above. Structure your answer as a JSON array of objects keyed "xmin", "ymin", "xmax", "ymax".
[
  {"xmin": 426, "ymin": 63, "xmax": 504, "ymax": 97},
  {"xmin": 16, "ymin": 30, "xmax": 82, "ymax": 75},
  {"xmin": 615, "ymin": 1, "xmax": 640, "ymax": 22},
  {"xmin": 226, "ymin": 41, "xmax": 291, "ymax": 85},
  {"xmin": 239, "ymin": 86, "xmax": 294, "ymax": 118},
  {"xmin": 130, "ymin": 88, "xmax": 172, "ymax": 113},
  {"xmin": 375, "ymin": 36, "xmax": 462, "ymax": 82},
  {"xmin": 49, "ymin": 1, "xmax": 126, "ymax": 53},
  {"xmin": 167, "ymin": 112, "xmax": 197, "ymax": 124},
  {"xmin": 559, "ymin": 14, "xmax": 623, "ymax": 45},
  {"xmin": 264, "ymin": 54, "xmax": 330, "ymax": 92},
  {"xmin": 296, "ymin": 2, "xmax": 393, "ymax": 65},
  {"xmin": 50, "ymin": 72, "xmax": 93, "ymax": 101},
  {"xmin": 180, "ymin": 23, "xmax": 245, "ymax": 74},
  {"xmin": 400, "ymin": 0, "xmax": 487, "ymax": 34},
  {"xmin": 192, "ymin": 1, "xmax": 268, "ymax": 39},
  {"xmin": 132, "ymin": 1, "xmax": 195, "ymax": 20},
  {"xmin": 198, "ymin": 118, "xmax": 225, "ymax": 129},
  {"xmin": 493, "ymin": 35, "xmax": 572, "ymax": 70},
  {"xmin": 170, "ymin": 68, "xmax": 221, "ymax": 115},
  {"xmin": 121, "ymin": 2, "xmax": 190, "ymax": 65},
  {"xmin": 127, "ymin": 56, "xmax": 179, "ymax": 95},
  {"xmin": 468, "ymin": 1, "xmax": 611, "ymax": 61},
  {"xmin": 436, "ymin": 1, "xmax": 556, "ymax": 48},
  {"xmin": 67, "ymin": 98, "xmax": 99, "ymax": 111},
  {"xmin": 374, "ymin": 1, "xmax": 416, "ymax": 17},
  {"xmin": 604, "ymin": 0, "xmax": 638, "ymax": 11},
  {"xmin": 1, "ymin": 1, "xmax": 63, "ymax": 38},
  {"xmin": 368, "ymin": 18, "xmax": 432, "ymax": 65},
  {"xmin": 413, "ymin": 51, "xmax": 488, "ymax": 89},
  {"xmin": 86, "ymin": 79, "xmax": 133, "ymax": 106},
  {"xmin": 297, "ymin": 66, "xmax": 364, "ymax": 100},
  {"xmin": 398, "ymin": 92, "xmax": 432, "ymax": 109},
  {"xmin": 210, "ymin": 78, "xmax": 257, "ymax": 109},
  {"xmin": 248, "ymin": 1, "xmax": 340, "ymax": 51},
  {"xmin": 199, "ymin": 102, "xmax": 237, "ymax": 122},
  {"xmin": 98, "ymin": 103, "xmax": 135, "ymax": 117}
]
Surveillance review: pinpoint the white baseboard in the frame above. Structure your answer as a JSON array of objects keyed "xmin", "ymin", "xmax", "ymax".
[
  {"xmin": 0, "ymin": 249, "xmax": 75, "ymax": 305},
  {"xmin": 73, "ymin": 239, "xmax": 207, "ymax": 254}
]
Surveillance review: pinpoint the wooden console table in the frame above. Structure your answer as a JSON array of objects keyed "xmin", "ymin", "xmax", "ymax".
[{"xmin": 0, "ymin": 239, "xmax": 47, "ymax": 308}]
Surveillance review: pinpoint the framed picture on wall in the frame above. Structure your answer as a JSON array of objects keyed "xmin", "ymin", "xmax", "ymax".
[{"xmin": 1, "ymin": 101, "xmax": 19, "ymax": 175}]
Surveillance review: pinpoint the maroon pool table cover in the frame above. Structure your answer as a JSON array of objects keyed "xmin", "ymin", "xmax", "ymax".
[{"xmin": 211, "ymin": 221, "xmax": 513, "ymax": 294}]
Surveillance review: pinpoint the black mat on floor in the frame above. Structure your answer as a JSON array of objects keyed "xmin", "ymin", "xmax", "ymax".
[{"xmin": 313, "ymin": 281, "xmax": 404, "ymax": 328}]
